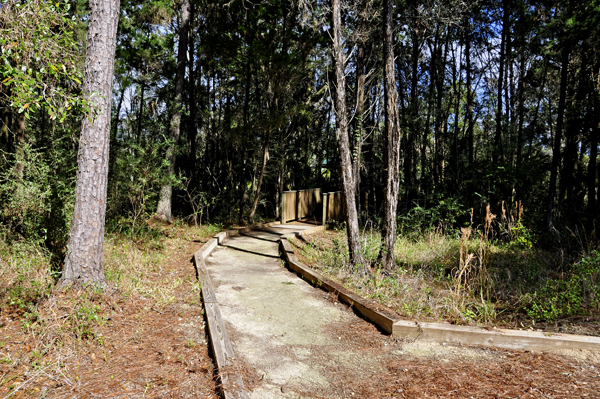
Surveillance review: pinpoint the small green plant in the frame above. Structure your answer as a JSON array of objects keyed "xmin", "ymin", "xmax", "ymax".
[{"xmin": 525, "ymin": 251, "xmax": 600, "ymax": 321}]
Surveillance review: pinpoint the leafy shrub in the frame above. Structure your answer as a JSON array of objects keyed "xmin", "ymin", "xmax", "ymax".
[
  {"xmin": 399, "ymin": 197, "xmax": 467, "ymax": 236},
  {"xmin": 525, "ymin": 251, "xmax": 600, "ymax": 321}
]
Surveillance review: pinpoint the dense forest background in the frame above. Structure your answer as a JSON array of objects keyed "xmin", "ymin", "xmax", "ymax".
[{"xmin": 1, "ymin": 0, "xmax": 600, "ymax": 261}]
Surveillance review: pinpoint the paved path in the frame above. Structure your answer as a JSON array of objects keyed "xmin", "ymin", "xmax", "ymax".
[{"xmin": 203, "ymin": 223, "xmax": 398, "ymax": 398}]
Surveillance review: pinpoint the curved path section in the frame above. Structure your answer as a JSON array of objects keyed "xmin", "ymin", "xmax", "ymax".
[{"xmin": 204, "ymin": 222, "xmax": 396, "ymax": 398}]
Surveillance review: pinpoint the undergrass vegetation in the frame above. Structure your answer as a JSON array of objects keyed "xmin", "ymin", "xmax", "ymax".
[{"xmin": 292, "ymin": 204, "xmax": 600, "ymax": 332}]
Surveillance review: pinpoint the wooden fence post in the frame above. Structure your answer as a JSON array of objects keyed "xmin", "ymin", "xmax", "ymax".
[
  {"xmin": 322, "ymin": 192, "xmax": 328, "ymax": 226},
  {"xmin": 281, "ymin": 192, "xmax": 286, "ymax": 224}
]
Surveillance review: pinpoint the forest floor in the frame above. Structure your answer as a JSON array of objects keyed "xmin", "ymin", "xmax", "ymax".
[{"xmin": 0, "ymin": 223, "xmax": 219, "ymax": 398}]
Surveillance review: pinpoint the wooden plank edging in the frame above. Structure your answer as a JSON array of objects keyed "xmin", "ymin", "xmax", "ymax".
[
  {"xmin": 393, "ymin": 320, "xmax": 600, "ymax": 351},
  {"xmin": 193, "ymin": 236, "xmax": 250, "ymax": 399},
  {"xmin": 280, "ymin": 234, "xmax": 600, "ymax": 353},
  {"xmin": 279, "ymin": 236, "xmax": 395, "ymax": 334}
]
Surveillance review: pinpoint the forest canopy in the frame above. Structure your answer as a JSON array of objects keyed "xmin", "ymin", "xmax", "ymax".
[{"xmin": 0, "ymin": 0, "xmax": 599, "ymax": 264}]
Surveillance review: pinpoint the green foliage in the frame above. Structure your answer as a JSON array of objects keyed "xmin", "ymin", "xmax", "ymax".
[
  {"xmin": 0, "ymin": 139, "xmax": 75, "ymax": 246},
  {"xmin": 0, "ymin": 0, "xmax": 89, "ymax": 121},
  {"xmin": 525, "ymin": 251, "xmax": 600, "ymax": 322},
  {"xmin": 399, "ymin": 197, "xmax": 467, "ymax": 236},
  {"xmin": 107, "ymin": 138, "xmax": 175, "ymax": 236},
  {"xmin": 509, "ymin": 221, "xmax": 535, "ymax": 249},
  {"xmin": 0, "ymin": 240, "xmax": 53, "ymax": 321},
  {"xmin": 0, "ymin": 144, "xmax": 50, "ymax": 240}
]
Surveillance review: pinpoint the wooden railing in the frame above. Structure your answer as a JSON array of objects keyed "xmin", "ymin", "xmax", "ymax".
[{"xmin": 280, "ymin": 188, "xmax": 344, "ymax": 225}]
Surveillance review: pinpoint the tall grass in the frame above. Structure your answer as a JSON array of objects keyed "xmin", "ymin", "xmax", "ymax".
[{"xmin": 292, "ymin": 204, "xmax": 597, "ymax": 326}]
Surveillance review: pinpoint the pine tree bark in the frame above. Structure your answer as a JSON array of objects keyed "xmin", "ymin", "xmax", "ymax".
[
  {"xmin": 61, "ymin": 0, "xmax": 120, "ymax": 286},
  {"xmin": 156, "ymin": 0, "xmax": 190, "ymax": 222},
  {"xmin": 188, "ymin": 3, "xmax": 197, "ymax": 183},
  {"xmin": 378, "ymin": 0, "xmax": 402, "ymax": 271},
  {"xmin": 332, "ymin": 0, "xmax": 367, "ymax": 272}
]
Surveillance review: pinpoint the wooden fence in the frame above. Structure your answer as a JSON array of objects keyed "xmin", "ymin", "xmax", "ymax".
[{"xmin": 281, "ymin": 188, "xmax": 344, "ymax": 225}]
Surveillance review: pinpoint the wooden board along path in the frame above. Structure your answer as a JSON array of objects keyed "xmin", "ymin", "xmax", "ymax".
[{"xmin": 193, "ymin": 233, "xmax": 249, "ymax": 399}]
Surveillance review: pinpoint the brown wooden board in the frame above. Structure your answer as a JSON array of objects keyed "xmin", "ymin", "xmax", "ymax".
[
  {"xmin": 193, "ymin": 239, "xmax": 250, "ymax": 399},
  {"xmin": 193, "ymin": 254, "xmax": 217, "ymax": 303},
  {"xmin": 393, "ymin": 320, "xmax": 600, "ymax": 351},
  {"xmin": 200, "ymin": 238, "xmax": 219, "ymax": 259},
  {"xmin": 204, "ymin": 301, "xmax": 249, "ymax": 399}
]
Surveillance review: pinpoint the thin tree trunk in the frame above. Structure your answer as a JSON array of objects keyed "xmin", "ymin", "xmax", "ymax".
[
  {"xmin": 61, "ymin": 0, "xmax": 120, "ymax": 286},
  {"xmin": 156, "ymin": 0, "xmax": 190, "ymax": 222},
  {"xmin": 13, "ymin": 113, "xmax": 25, "ymax": 180},
  {"xmin": 495, "ymin": 0, "xmax": 509, "ymax": 164},
  {"xmin": 545, "ymin": 45, "xmax": 569, "ymax": 232},
  {"xmin": 136, "ymin": 80, "xmax": 144, "ymax": 142},
  {"xmin": 248, "ymin": 132, "xmax": 269, "ymax": 222},
  {"xmin": 588, "ymin": 112, "xmax": 598, "ymax": 227},
  {"xmin": 332, "ymin": 0, "xmax": 367, "ymax": 272},
  {"xmin": 378, "ymin": 0, "xmax": 402, "ymax": 271},
  {"xmin": 353, "ymin": 0, "xmax": 367, "ymax": 216},
  {"xmin": 405, "ymin": 22, "xmax": 419, "ymax": 204},
  {"xmin": 465, "ymin": 18, "xmax": 474, "ymax": 168},
  {"xmin": 515, "ymin": 52, "xmax": 525, "ymax": 171},
  {"xmin": 188, "ymin": 3, "xmax": 197, "ymax": 182},
  {"xmin": 109, "ymin": 85, "xmax": 125, "ymax": 179}
]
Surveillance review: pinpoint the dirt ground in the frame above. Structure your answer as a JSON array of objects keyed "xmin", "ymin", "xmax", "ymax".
[
  {"xmin": 322, "ymin": 315, "xmax": 600, "ymax": 399},
  {"xmin": 0, "ymin": 228, "xmax": 218, "ymax": 398}
]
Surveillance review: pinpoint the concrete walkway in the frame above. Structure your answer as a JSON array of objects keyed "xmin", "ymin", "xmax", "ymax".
[{"xmin": 203, "ymin": 223, "xmax": 397, "ymax": 398}]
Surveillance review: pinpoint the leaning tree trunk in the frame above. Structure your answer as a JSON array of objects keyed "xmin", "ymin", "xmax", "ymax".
[
  {"xmin": 332, "ymin": 0, "xmax": 367, "ymax": 273},
  {"xmin": 378, "ymin": 0, "xmax": 402, "ymax": 272},
  {"xmin": 61, "ymin": 0, "xmax": 120, "ymax": 287},
  {"xmin": 156, "ymin": 0, "xmax": 191, "ymax": 222}
]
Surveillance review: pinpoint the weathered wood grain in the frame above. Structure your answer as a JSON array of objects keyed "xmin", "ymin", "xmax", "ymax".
[{"xmin": 193, "ymin": 254, "xmax": 218, "ymax": 303}]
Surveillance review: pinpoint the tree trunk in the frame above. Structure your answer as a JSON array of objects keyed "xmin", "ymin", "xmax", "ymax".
[
  {"xmin": 495, "ymin": 0, "xmax": 509, "ymax": 164},
  {"xmin": 465, "ymin": 18, "xmax": 474, "ymax": 169},
  {"xmin": 587, "ymin": 96, "xmax": 599, "ymax": 227},
  {"xmin": 332, "ymin": 0, "xmax": 367, "ymax": 272},
  {"xmin": 353, "ymin": 0, "xmax": 367, "ymax": 216},
  {"xmin": 61, "ymin": 0, "xmax": 120, "ymax": 287},
  {"xmin": 545, "ymin": 45, "xmax": 569, "ymax": 232},
  {"xmin": 378, "ymin": 0, "xmax": 401, "ymax": 271},
  {"xmin": 188, "ymin": 3, "xmax": 197, "ymax": 183},
  {"xmin": 136, "ymin": 80, "xmax": 144, "ymax": 142},
  {"xmin": 13, "ymin": 112, "xmax": 25, "ymax": 180},
  {"xmin": 156, "ymin": 0, "xmax": 190, "ymax": 222},
  {"xmin": 248, "ymin": 132, "xmax": 269, "ymax": 222}
]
